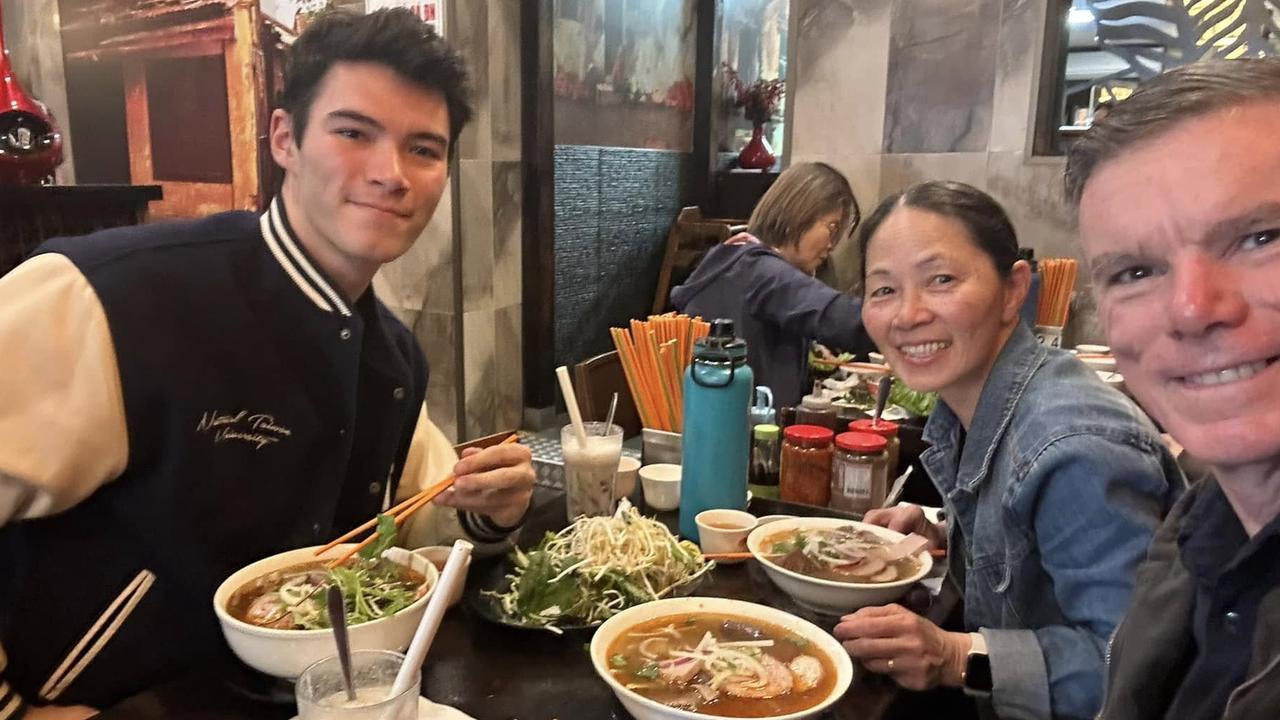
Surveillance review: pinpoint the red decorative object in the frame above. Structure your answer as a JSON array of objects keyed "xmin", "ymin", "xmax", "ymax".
[
  {"xmin": 738, "ymin": 123, "xmax": 775, "ymax": 170},
  {"xmin": 0, "ymin": 4, "xmax": 64, "ymax": 186},
  {"xmin": 723, "ymin": 64, "xmax": 783, "ymax": 171}
]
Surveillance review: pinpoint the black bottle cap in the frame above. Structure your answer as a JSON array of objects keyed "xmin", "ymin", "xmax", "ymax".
[{"xmin": 710, "ymin": 318, "xmax": 735, "ymax": 339}]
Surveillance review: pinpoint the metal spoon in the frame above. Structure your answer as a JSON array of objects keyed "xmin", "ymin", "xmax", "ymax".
[
  {"xmin": 873, "ymin": 376, "xmax": 892, "ymax": 423},
  {"xmin": 327, "ymin": 585, "xmax": 356, "ymax": 703}
]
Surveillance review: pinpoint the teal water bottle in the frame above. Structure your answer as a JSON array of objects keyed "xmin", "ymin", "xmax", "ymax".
[{"xmin": 680, "ymin": 319, "xmax": 754, "ymax": 542}]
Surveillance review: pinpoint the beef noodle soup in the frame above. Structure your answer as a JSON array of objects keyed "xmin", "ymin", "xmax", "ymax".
[
  {"xmin": 226, "ymin": 559, "xmax": 429, "ymax": 631},
  {"xmin": 606, "ymin": 613, "xmax": 836, "ymax": 717},
  {"xmin": 761, "ymin": 525, "xmax": 921, "ymax": 583}
]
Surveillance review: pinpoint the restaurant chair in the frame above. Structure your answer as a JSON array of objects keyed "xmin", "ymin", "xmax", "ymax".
[
  {"xmin": 573, "ymin": 350, "xmax": 643, "ymax": 438},
  {"xmin": 651, "ymin": 206, "xmax": 746, "ymax": 315}
]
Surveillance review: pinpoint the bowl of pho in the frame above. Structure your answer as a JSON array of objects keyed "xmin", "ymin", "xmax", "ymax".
[
  {"xmin": 213, "ymin": 534, "xmax": 438, "ymax": 679},
  {"xmin": 746, "ymin": 518, "xmax": 932, "ymax": 615},
  {"xmin": 590, "ymin": 597, "xmax": 853, "ymax": 720}
]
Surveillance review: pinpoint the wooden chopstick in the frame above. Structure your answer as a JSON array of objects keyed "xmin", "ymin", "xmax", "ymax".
[
  {"xmin": 703, "ymin": 552, "xmax": 755, "ymax": 561},
  {"xmin": 320, "ymin": 434, "xmax": 520, "ymax": 567}
]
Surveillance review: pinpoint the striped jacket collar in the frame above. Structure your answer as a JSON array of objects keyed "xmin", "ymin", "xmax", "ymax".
[{"xmin": 258, "ymin": 197, "xmax": 353, "ymax": 317}]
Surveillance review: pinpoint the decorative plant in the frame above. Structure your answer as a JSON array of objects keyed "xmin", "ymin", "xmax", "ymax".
[{"xmin": 722, "ymin": 63, "xmax": 785, "ymax": 126}]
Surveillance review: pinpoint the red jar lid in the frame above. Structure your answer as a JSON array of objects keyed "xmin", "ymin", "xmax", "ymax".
[
  {"xmin": 848, "ymin": 418, "xmax": 900, "ymax": 438},
  {"xmin": 784, "ymin": 424, "xmax": 834, "ymax": 446},
  {"xmin": 836, "ymin": 431, "xmax": 888, "ymax": 453}
]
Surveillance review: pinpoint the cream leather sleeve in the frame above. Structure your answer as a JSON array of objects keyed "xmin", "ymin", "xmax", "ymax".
[
  {"xmin": 0, "ymin": 254, "xmax": 128, "ymax": 526},
  {"xmin": 397, "ymin": 403, "xmax": 514, "ymax": 557}
]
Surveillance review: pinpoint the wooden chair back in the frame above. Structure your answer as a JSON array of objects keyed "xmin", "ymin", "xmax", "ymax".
[
  {"xmin": 573, "ymin": 350, "xmax": 642, "ymax": 438},
  {"xmin": 651, "ymin": 206, "xmax": 745, "ymax": 315}
]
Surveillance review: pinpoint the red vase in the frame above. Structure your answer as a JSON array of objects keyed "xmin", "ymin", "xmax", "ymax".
[
  {"xmin": 0, "ymin": 3, "xmax": 64, "ymax": 186},
  {"xmin": 737, "ymin": 123, "xmax": 775, "ymax": 170}
]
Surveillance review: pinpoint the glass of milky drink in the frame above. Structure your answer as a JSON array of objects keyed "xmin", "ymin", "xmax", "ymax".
[
  {"xmin": 562, "ymin": 421, "xmax": 624, "ymax": 519},
  {"xmin": 295, "ymin": 650, "xmax": 419, "ymax": 719}
]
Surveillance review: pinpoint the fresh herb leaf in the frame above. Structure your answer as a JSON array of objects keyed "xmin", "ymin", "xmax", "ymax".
[
  {"xmin": 786, "ymin": 634, "xmax": 810, "ymax": 648},
  {"xmin": 358, "ymin": 513, "xmax": 398, "ymax": 561},
  {"xmin": 889, "ymin": 382, "xmax": 938, "ymax": 417},
  {"xmin": 636, "ymin": 663, "xmax": 660, "ymax": 680},
  {"xmin": 611, "ymin": 654, "xmax": 628, "ymax": 668}
]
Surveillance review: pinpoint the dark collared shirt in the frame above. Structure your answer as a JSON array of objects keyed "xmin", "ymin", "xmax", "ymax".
[{"xmin": 1164, "ymin": 481, "xmax": 1280, "ymax": 720}]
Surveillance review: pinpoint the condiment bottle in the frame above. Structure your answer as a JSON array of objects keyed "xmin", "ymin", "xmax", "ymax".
[
  {"xmin": 848, "ymin": 418, "xmax": 901, "ymax": 480},
  {"xmin": 680, "ymin": 319, "xmax": 754, "ymax": 542},
  {"xmin": 749, "ymin": 386, "xmax": 776, "ymax": 428},
  {"xmin": 749, "ymin": 423, "xmax": 781, "ymax": 500},
  {"xmin": 780, "ymin": 425, "xmax": 834, "ymax": 507},
  {"xmin": 831, "ymin": 431, "xmax": 889, "ymax": 514},
  {"xmin": 796, "ymin": 385, "xmax": 837, "ymax": 432}
]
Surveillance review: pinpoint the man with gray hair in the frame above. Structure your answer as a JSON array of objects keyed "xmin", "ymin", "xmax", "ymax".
[{"xmin": 1066, "ymin": 57, "xmax": 1280, "ymax": 719}]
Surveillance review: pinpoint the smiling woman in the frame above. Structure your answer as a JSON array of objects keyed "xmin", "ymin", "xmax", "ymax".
[{"xmin": 836, "ymin": 180, "xmax": 1183, "ymax": 720}]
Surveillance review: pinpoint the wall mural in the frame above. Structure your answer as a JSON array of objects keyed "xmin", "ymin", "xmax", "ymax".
[
  {"xmin": 552, "ymin": 0, "xmax": 695, "ymax": 149},
  {"xmin": 1083, "ymin": 0, "xmax": 1279, "ymax": 90}
]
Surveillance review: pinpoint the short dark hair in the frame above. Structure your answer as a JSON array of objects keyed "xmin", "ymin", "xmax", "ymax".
[
  {"xmin": 279, "ymin": 8, "xmax": 473, "ymax": 148},
  {"xmin": 748, "ymin": 162, "xmax": 860, "ymax": 249},
  {"xmin": 1065, "ymin": 57, "xmax": 1280, "ymax": 207},
  {"xmin": 859, "ymin": 180, "xmax": 1019, "ymax": 278}
]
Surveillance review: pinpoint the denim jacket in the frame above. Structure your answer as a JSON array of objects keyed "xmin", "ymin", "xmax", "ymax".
[{"xmin": 920, "ymin": 324, "xmax": 1183, "ymax": 720}]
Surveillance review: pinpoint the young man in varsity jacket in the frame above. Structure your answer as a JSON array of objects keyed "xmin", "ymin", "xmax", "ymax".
[{"xmin": 0, "ymin": 10, "xmax": 535, "ymax": 719}]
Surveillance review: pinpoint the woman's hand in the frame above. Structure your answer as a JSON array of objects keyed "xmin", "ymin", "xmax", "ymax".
[
  {"xmin": 862, "ymin": 503, "xmax": 947, "ymax": 550},
  {"xmin": 834, "ymin": 604, "xmax": 970, "ymax": 691},
  {"xmin": 24, "ymin": 705, "xmax": 98, "ymax": 720}
]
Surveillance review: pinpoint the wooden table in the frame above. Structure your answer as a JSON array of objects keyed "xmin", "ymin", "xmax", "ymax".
[{"xmin": 96, "ymin": 491, "xmax": 973, "ymax": 720}]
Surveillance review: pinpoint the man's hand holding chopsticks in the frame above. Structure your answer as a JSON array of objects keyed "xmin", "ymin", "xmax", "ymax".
[{"xmin": 434, "ymin": 442, "xmax": 535, "ymax": 528}]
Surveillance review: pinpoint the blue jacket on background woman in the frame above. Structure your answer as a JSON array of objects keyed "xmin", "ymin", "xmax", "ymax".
[{"xmin": 670, "ymin": 162, "xmax": 875, "ymax": 408}]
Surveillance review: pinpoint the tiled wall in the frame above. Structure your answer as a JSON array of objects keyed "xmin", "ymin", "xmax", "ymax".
[
  {"xmin": 789, "ymin": 0, "xmax": 1100, "ymax": 343},
  {"xmin": 376, "ymin": 0, "xmax": 524, "ymax": 442},
  {"xmin": 553, "ymin": 145, "xmax": 692, "ymax": 370}
]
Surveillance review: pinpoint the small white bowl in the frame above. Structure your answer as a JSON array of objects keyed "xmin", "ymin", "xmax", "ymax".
[
  {"xmin": 589, "ymin": 596, "xmax": 854, "ymax": 720},
  {"xmin": 1078, "ymin": 354, "xmax": 1117, "ymax": 372},
  {"xmin": 414, "ymin": 546, "xmax": 471, "ymax": 608},
  {"xmin": 747, "ymin": 517, "xmax": 932, "ymax": 615},
  {"xmin": 696, "ymin": 509, "xmax": 757, "ymax": 563},
  {"xmin": 213, "ymin": 545, "xmax": 438, "ymax": 679},
  {"xmin": 616, "ymin": 456, "xmax": 641, "ymax": 497},
  {"xmin": 640, "ymin": 463, "xmax": 681, "ymax": 511},
  {"xmin": 1075, "ymin": 344, "xmax": 1111, "ymax": 354}
]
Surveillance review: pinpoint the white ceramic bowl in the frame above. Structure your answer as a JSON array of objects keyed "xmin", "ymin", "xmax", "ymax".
[
  {"xmin": 640, "ymin": 463, "xmax": 682, "ymax": 511},
  {"xmin": 589, "ymin": 596, "xmax": 854, "ymax": 720},
  {"xmin": 747, "ymin": 517, "xmax": 932, "ymax": 615},
  {"xmin": 1096, "ymin": 370, "xmax": 1126, "ymax": 393},
  {"xmin": 1075, "ymin": 344, "xmax": 1111, "ymax": 354},
  {"xmin": 1078, "ymin": 354, "xmax": 1117, "ymax": 372},
  {"xmin": 616, "ymin": 456, "xmax": 642, "ymax": 497},
  {"xmin": 213, "ymin": 544, "xmax": 439, "ymax": 679}
]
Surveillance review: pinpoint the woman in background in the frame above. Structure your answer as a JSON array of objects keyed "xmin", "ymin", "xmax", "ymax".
[
  {"xmin": 836, "ymin": 181, "xmax": 1182, "ymax": 719},
  {"xmin": 670, "ymin": 162, "xmax": 875, "ymax": 408}
]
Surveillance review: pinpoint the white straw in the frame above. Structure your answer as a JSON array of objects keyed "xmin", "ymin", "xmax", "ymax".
[
  {"xmin": 387, "ymin": 539, "xmax": 474, "ymax": 702},
  {"xmin": 555, "ymin": 365, "xmax": 589, "ymax": 448}
]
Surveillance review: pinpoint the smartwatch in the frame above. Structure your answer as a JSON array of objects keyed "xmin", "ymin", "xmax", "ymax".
[{"xmin": 962, "ymin": 631, "xmax": 993, "ymax": 698}]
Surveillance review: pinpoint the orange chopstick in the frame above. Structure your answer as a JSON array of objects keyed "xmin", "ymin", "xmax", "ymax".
[
  {"xmin": 321, "ymin": 434, "xmax": 519, "ymax": 567},
  {"xmin": 703, "ymin": 552, "xmax": 754, "ymax": 561}
]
